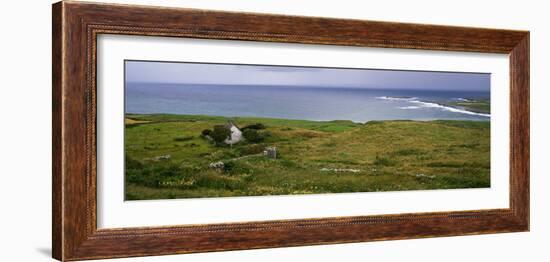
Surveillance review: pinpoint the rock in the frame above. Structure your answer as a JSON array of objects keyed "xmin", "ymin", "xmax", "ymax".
[
  {"xmin": 145, "ymin": 155, "xmax": 171, "ymax": 161},
  {"xmin": 320, "ymin": 168, "xmax": 361, "ymax": 173},
  {"xmin": 209, "ymin": 161, "xmax": 225, "ymax": 169},
  {"xmin": 263, "ymin": 146, "xmax": 277, "ymax": 159},
  {"xmin": 414, "ymin": 173, "xmax": 436, "ymax": 179}
]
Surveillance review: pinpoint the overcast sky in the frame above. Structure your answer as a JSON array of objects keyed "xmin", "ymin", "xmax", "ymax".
[{"xmin": 125, "ymin": 60, "xmax": 490, "ymax": 92}]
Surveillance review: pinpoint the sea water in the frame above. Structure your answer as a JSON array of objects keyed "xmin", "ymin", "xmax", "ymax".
[{"xmin": 125, "ymin": 83, "xmax": 490, "ymax": 123}]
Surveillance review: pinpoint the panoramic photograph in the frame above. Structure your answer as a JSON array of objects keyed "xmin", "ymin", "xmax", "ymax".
[{"xmin": 124, "ymin": 60, "xmax": 491, "ymax": 200}]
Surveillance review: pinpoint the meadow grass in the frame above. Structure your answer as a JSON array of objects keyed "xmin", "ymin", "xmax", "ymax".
[
  {"xmin": 447, "ymin": 99, "xmax": 491, "ymax": 114},
  {"xmin": 125, "ymin": 114, "xmax": 490, "ymax": 200}
]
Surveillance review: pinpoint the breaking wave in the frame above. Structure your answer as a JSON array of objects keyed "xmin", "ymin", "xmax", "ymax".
[
  {"xmin": 376, "ymin": 96, "xmax": 418, "ymax": 101},
  {"xmin": 409, "ymin": 100, "xmax": 490, "ymax": 117},
  {"xmin": 398, "ymin": 106, "xmax": 422, "ymax": 109},
  {"xmin": 377, "ymin": 96, "xmax": 490, "ymax": 118}
]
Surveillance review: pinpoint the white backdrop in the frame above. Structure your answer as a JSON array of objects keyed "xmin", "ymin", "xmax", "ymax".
[{"xmin": 0, "ymin": 0, "xmax": 547, "ymax": 261}]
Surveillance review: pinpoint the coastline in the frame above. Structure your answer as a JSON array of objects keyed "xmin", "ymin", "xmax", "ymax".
[
  {"xmin": 376, "ymin": 96, "xmax": 490, "ymax": 118},
  {"xmin": 125, "ymin": 111, "xmax": 490, "ymax": 125}
]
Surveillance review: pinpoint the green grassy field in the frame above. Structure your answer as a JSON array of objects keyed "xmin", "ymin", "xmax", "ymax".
[
  {"xmin": 447, "ymin": 99, "xmax": 491, "ymax": 114},
  {"xmin": 125, "ymin": 114, "xmax": 490, "ymax": 200}
]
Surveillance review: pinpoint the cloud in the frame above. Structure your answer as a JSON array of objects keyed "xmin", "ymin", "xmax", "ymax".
[{"xmin": 125, "ymin": 60, "xmax": 490, "ymax": 92}]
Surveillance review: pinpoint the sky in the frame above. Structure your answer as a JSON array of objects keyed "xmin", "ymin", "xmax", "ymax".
[{"xmin": 125, "ymin": 60, "xmax": 490, "ymax": 92}]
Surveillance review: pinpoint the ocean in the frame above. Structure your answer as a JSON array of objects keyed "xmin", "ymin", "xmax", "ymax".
[{"xmin": 125, "ymin": 83, "xmax": 490, "ymax": 123}]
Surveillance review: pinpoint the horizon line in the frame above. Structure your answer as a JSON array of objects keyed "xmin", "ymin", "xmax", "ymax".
[{"xmin": 125, "ymin": 81, "xmax": 491, "ymax": 92}]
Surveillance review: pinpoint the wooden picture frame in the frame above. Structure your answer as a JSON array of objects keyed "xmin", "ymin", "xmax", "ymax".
[{"xmin": 52, "ymin": 1, "xmax": 529, "ymax": 261}]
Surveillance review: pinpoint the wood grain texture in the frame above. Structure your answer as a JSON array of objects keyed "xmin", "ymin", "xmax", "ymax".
[
  {"xmin": 52, "ymin": 1, "xmax": 530, "ymax": 261},
  {"xmin": 52, "ymin": 2, "xmax": 63, "ymax": 260},
  {"xmin": 509, "ymin": 35, "xmax": 530, "ymax": 226}
]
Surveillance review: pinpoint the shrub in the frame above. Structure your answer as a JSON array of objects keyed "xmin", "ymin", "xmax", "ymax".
[
  {"xmin": 210, "ymin": 125, "xmax": 231, "ymax": 145},
  {"xmin": 242, "ymin": 129, "xmax": 264, "ymax": 143},
  {"xmin": 125, "ymin": 162, "xmax": 192, "ymax": 188},
  {"xmin": 194, "ymin": 175, "xmax": 228, "ymax": 190},
  {"xmin": 125, "ymin": 154, "xmax": 143, "ymax": 169},
  {"xmin": 174, "ymin": 136, "xmax": 193, "ymax": 142},
  {"xmin": 242, "ymin": 123, "xmax": 266, "ymax": 130},
  {"xmin": 374, "ymin": 155, "xmax": 396, "ymax": 166},
  {"xmin": 201, "ymin": 129, "xmax": 212, "ymax": 136},
  {"xmin": 194, "ymin": 174, "xmax": 246, "ymax": 190},
  {"xmin": 223, "ymin": 161, "xmax": 235, "ymax": 172},
  {"xmin": 392, "ymin": 148, "xmax": 425, "ymax": 156},
  {"xmin": 239, "ymin": 144, "xmax": 264, "ymax": 156},
  {"xmin": 222, "ymin": 161, "xmax": 251, "ymax": 175},
  {"xmin": 158, "ymin": 164, "xmax": 181, "ymax": 178},
  {"xmin": 126, "ymin": 167, "xmax": 161, "ymax": 188}
]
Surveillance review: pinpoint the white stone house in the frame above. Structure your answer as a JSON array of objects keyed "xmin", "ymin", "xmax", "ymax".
[{"xmin": 224, "ymin": 121, "xmax": 243, "ymax": 145}]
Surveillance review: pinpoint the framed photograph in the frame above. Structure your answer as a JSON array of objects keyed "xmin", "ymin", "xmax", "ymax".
[{"xmin": 52, "ymin": 1, "xmax": 529, "ymax": 261}]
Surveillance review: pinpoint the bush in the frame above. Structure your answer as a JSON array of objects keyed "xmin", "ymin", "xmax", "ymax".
[
  {"xmin": 126, "ymin": 167, "xmax": 161, "ymax": 188},
  {"xmin": 239, "ymin": 144, "xmax": 265, "ymax": 156},
  {"xmin": 373, "ymin": 155, "xmax": 396, "ymax": 166},
  {"xmin": 242, "ymin": 129, "xmax": 264, "ymax": 143},
  {"xmin": 174, "ymin": 136, "xmax": 193, "ymax": 142},
  {"xmin": 125, "ymin": 160, "xmax": 195, "ymax": 188},
  {"xmin": 242, "ymin": 123, "xmax": 266, "ymax": 130},
  {"xmin": 201, "ymin": 129, "xmax": 212, "ymax": 136},
  {"xmin": 223, "ymin": 161, "xmax": 235, "ymax": 172},
  {"xmin": 158, "ymin": 165, "xmax": 181, "ymax": 178},
  {"xmin": 222, "ymin": 161, "xmax": 251, "ymax": 175},
  {"xmin": 125, "ymin": 154, "xmax": 143, "ymax": 169},
  {"xmin": 210, "ymin": 125, "xmax": 231, "ymax": 145}
]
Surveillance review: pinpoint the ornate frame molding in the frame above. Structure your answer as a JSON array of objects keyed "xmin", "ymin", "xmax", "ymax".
[{"xmin": 53, "ymin": 1, "xmax": 529, "ymax": 261}]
